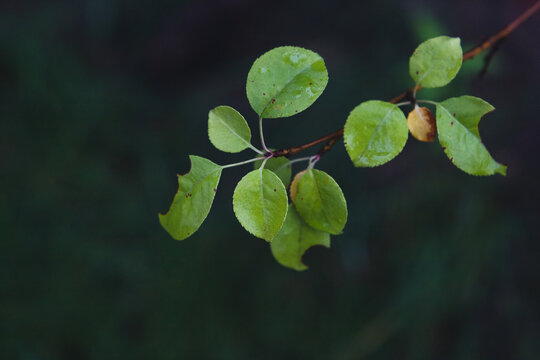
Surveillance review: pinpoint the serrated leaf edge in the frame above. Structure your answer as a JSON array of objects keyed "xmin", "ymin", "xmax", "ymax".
[{"xmin": 248, "ymin": 46, "xmax": 328, "ymax": 119}]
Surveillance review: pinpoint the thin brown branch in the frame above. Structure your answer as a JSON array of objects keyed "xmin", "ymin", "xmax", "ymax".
[
  {"xmin": 478, "ymin": 37, "xmax": 506, "ymax": 79},
  {"xmin": 317, "ymin": 131, "xmax": 343, "ymax": 156},
  {"xmin": 272, "ymin": 1, "xmax": 540, "ymax": 159},
  {"xmin": 463, "ymin": 0, "xmax": 540, "ymax": 61},
  {"xmin": 272, "ymin": 128, "xmax": 344, "ymax": 157}
]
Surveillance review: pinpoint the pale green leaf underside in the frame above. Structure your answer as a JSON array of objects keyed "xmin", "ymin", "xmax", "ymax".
[
  {"xmin": 233, "ymin": 169, "xmax": 288, "ymax": 241},
  {"xmin": 159, "ymin": 155, "xmax": 222, "ymax": 240},
  {"xmin": 410, "ymin": 36, "xmax": 462, "ymax": 88},
  {"xmin": 208, "ymin": 105, "xmax": 252, "ymax": 153},
  {"xmin": 344, "ymin": 100, "xmax": 408, "ymax": 167},
  {"xmin": 436, "ymin": 102, "xmax": 506, "ymax": 176},
  {"xmin": 293, "ymin": 169, "xmax": 347, "ymax": 235},
  {"xmin": 271, "ymin": 204, "xmax": 330, "ymax": 271},
  {"xmin": 246, "ymin": 46, "xmax": 328, "ymax": 119},
  {"xmin": 254, "ymin": 156, "xmax": 292, "ymax": 187}
]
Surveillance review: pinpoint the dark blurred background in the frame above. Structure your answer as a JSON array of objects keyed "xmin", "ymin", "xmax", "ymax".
[{"xmin": 1, "ymin": 0, "xmax": 539, "ymax": 359}]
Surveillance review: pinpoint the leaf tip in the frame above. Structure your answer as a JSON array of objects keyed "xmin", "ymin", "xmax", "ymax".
[
  {"xmin": 158, "ymin": 212, "xmax": 166, "ymax": 227},
  {"xmin": 295, "ymin": 264, "xmax": 309, "ymax": 271}
]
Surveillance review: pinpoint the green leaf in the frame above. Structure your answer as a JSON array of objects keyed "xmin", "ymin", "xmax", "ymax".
[
  {"xmin": 409, "ymin": 36, "xmax": 462, "ymax": 88},
  {"xmin": 246, "ymin": 46, "xmax": 328, "ymax": 119},
  {"xmin": 159, "ymin": 156, "xmax": 222, "ymax": 240},
  {"xmin": 343, "ymin": 100, "xmax": 408, "ymax": 167},
  {"xmin": 439, "ymin": 95, "xmax": 495, "ymax": 138},
  {"xmin": 254, "ymin": 156, "xmax": 292, "ymax": 187},
  {"xmin": 233, "ymin": 168, "xmax": 288, "ymax": 241},
  {"xmin": 271, "ymin": 204, "xmax": 330, "ymax": 271},
  {"xmin": 208, "ymin": 105, "xmax": 252, "ymax": 153},
  {"xmin": 436, "ymin": 97, "xmax": 506, "ymax": 176},
  {"xmin": 290, "ymin": 169, "xmax": 347, "ymax": 235}
]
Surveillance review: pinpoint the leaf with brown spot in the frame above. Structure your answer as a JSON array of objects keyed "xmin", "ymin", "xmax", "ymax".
[
  {"xmin": 289, "ymin": 170, "xmax": 307, "ymax": 203},
  {"xmin": 291, "ymin": 169, "xmax": 347, "ymax": 235},
  {"xmin": 246, "ymin": 46, "xmax": 328, "ymax": 118},
  {"xmin": 436, "ymin": 97, "xmax": 506, "ymax": 176},
  {"xmin": 159, "ymin": 156, "xmax": 222, "ymax": 240}
]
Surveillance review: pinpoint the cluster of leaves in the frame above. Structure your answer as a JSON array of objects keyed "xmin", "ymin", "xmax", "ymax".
[
  {"xmin": 344, "ymin": 36, "xmax": 506, "ymax": 176},
  {"xmin": 159, "ymin": 38, "xmax": 506, "ymax": 270}
]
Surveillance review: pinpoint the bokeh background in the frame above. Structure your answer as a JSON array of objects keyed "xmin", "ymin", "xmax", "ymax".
[{"xmin": 2, "ymin": 0, "xmax": 539, "ymax": 359}]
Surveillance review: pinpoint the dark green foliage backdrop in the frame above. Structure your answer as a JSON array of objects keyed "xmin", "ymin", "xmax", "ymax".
[{"xmin": 1, "ymin": 0, "xmax": 539, "ymax": 359}]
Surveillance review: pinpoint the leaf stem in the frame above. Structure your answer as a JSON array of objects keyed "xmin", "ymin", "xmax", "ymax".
[
  {"xmin": 221, "ymin": 157, "xmax": 266, "ymax": 169},
  {"xmin": 308, "ymin": 154, "xmax": 321, "ymax": 169},
  {"xmin": 249, "ymin": 144, "xmax": 265, "ymax": 155},
  {"xmin": 259, "ymin": 117, "xmax": 271, "ymax": 154},
  {"xmin": 395, "ymin": 101, "xmax": 412, "ymax": 107},
  {"xmin": 416, "ymin": 99, "xmax": 439, "ymax": 106},
  {"xmin": 274, "ymin": 156, "xmax": 313, "ymax": 173},
  {"xmin": 260, "ymin": 156, "xmax": 270, "ymax": 170}
]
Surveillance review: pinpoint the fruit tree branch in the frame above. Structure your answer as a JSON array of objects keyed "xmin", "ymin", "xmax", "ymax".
[{"xmin": 272, "ymin": 1, "xmax": 540, "ymax": 159}]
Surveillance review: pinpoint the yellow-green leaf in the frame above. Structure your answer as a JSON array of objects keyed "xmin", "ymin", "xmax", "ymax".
[
  {"xmin": 271, "ymin": 205, "xmax": 330, "ymax": 271},
  {"xmin": 233, "ymin": 169, "xmax": 288, "ymax": 241},
  {"xmin": 344, "ymin": 100, "xmax": 408, "ymax": 167},
  {"xmin": 410, "ymin": 36, "xmax": 462, "ymax": 88},
  {"xmin": 254, "ymin": 156, "xmax": 292, "ymax": 187},
  {"xmin": 436, "ymin": 97, "xmax": 506, "ymax": 176},
  {"xmin": 440, "ymin": 95, "xmax": 495, "ymax": 138},
  {"xmin": 291, "ymin": 169, "xmax": 347, "ymax": 235},
  {"xmin": 246, "ymin": 46, "xmax": 328, "ymax": 118},
  {"xmin": 159, "ymin": 156, "xmax": 222, "ymax": 240},
  {"xmin": 208, "ymin": 105, "xmax": 252, "ymax": 153}
]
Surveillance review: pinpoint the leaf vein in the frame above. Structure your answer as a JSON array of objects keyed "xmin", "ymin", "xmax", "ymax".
[
  {"xmin": 309, "ymin": 170, "xmax": 332, "ymax": 231},
  {"xmin": 216, "ymin": 117, "xmax": 252, "ymax": 149},
  {"xmin": 358, "ymin": 107, "xmax": 396, "ymax": 163},
  {"xmin": 260, "ymin": 64, "xmax": 317, "ymax": 118},
  {"xmin": 259, "ymin": 167, "xmax": 268, "ymax": 239}
]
